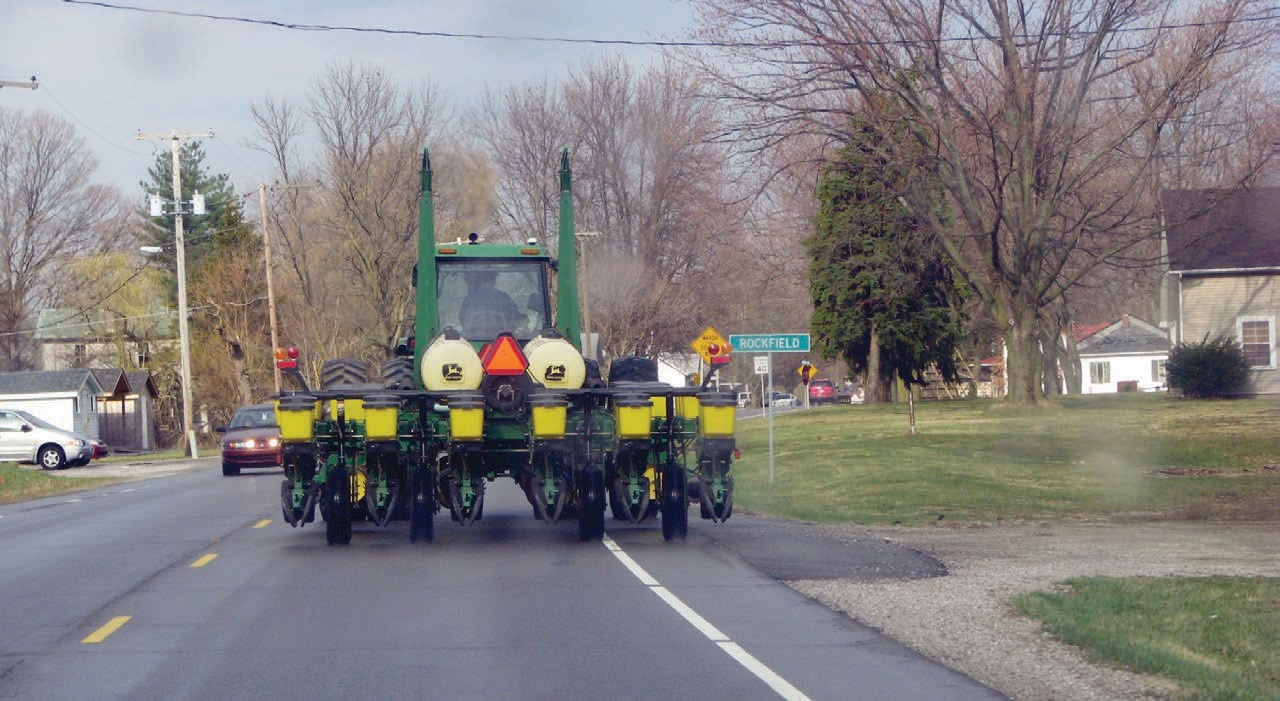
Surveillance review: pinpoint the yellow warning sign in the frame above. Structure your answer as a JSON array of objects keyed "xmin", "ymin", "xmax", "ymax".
[{"xmin": 691, "ymin": 326, "xmax": 730, "ymax": 364}]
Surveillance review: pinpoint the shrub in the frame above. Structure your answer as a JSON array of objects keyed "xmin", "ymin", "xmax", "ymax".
[{"xmin": 1165, "ymin": 336, "xmax": 1251, "ymax": 398}]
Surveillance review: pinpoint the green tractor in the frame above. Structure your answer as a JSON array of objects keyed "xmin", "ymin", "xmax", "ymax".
[{"xmin": 274, "ymin": 149, "xmax": 737, "ymax": 545}]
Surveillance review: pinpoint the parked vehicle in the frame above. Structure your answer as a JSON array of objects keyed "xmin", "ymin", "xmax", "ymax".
[
  {"xmin": 836, "ymin": 384, "xmax": 865, "ymax": 404},
  {"xmin": 90, "ymin": 439, "xmax": 110, "ymax": 460},
  {"xmin": 217, "ymin": 403, "xmax": 282, "ymax": 476},
  {"xmin": 808, "ymin": 378, "xmax": 836, "ymax": 405},
  {"xmin": 0, "ymin": 408, "xmax": 94, "ymax": 469},
  {"xmin": 770, "ymin": 392, "xmax": 799, "ymax": 407}
]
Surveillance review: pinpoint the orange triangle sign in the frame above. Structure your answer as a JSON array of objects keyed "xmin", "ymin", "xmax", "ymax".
[{"xmin": 480, "ymin": 334, "xmax": 529, "ymax": 376}]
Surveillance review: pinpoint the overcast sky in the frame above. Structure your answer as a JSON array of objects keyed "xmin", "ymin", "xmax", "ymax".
[{"xmin": 1, "ymin": 0, "xmax": 694, "ymax": 199}]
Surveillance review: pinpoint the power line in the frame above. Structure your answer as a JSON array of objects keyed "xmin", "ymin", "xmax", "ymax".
[{"xmin": 61, "ymin": 0, "xmax": 1280, "ymax": 48}]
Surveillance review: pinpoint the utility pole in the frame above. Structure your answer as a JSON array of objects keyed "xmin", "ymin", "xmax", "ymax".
[
  {"xmin": 257, "ymin": 180, "xmax": 319, "ymax": 393},
  {"xmin": 258, "ymin": 184, "xmax": 281, "ymax": 393},
  {"xmin": 137, "ymin": 128, "xmax": 215, "ymax": 459},
  {"xmin": 0, "ymin": 76, "xmax": 38, "ymax": 90}
]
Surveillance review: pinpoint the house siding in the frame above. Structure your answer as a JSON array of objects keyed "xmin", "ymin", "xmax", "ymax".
[
  {"xmin": 1180, "ymin": 275, "xmax": 1280, "ymax": 394},
  {"xmin": 1080, "ymin": 354, "xmax": 1167, "ymax": 393}
]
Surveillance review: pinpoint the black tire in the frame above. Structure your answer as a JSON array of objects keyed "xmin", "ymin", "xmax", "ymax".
[
  {"xmin": 577, "ymin": 470, "xmax": 606, "ymax": 542},
  {"xmin": 409, "ymin": 466, "xmax": 434, "ymax": 544},
  {"xmin": 381, "ymin": 358, "xmax": 415, "ymax": 389},
  {"xmin": 608, "ymin": 356, "xmax": 658, "ymax": 384},
  {"xmin": 325, "ymin": 467, "xmax": 353, "ymax": 545},
  {"xmin": 38, "ymin": 445, "xmax": 65, "ymax": 470},
  {"xmin": 661, "ymin": 465, "xmax": 688, "ymax": 542},
  {"xmin": 222, "ymin": 461, "xmax": 240, "ymax": 477},
  {"xmin": 321, "ymin": 358, "xmax": 370, "ymax": 389}
]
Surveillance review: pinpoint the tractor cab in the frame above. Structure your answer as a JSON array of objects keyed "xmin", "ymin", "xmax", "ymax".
[{"xmin": 436, "ymin": 259, "xmax": 551, "ymax": 344}]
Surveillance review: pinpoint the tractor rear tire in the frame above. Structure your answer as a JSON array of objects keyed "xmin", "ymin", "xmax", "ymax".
[
  {"xmin": 321, "ymin": 358, "xmax": 370, "ymax": 389},
  {"xmin": 381, "ymin": 358, "xmax": 414, "ymax": 389},
  {"xmin": 409, "ymin": 466, "xmax": 434, "ymax": 543},
  {"xmin": 577, "ymin": 470, "xmax": 606, "ymax": 542},
  {"xmin": 608, "ymin": 356, "xmax": 658, "ymax": 384},
  {"xmin": 661, "ymin": 465, "xmax": 688, "ymax": 542},
  {"xmin": 325, "ymin": 467, "xmax": 353, "ymax": 545}
]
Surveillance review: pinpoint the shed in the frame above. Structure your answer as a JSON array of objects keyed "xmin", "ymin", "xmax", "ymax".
[{"xmin": 90, "ymin": 369, "xmax": 159, "ymax": 452}]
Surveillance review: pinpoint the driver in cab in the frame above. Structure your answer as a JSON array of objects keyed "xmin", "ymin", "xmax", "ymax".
[{"xmin": 460, "ymin": 269, "xmax": 520, "ymax": 337}]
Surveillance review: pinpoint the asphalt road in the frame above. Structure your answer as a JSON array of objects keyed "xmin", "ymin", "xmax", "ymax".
[{"xmin": 0, "ymin": 461, "xmax": 1003, "ymax": 700}]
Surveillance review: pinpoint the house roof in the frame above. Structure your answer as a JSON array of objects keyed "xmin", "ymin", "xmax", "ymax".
[
  {"xmin": 1071, "ymin": 322, "xmax": 1110, "ymax": 343},
  {"xmin": 0, "ymin": 369, "xmax": 106, "ymax": 396},
  {"xmin": 1163, "ymin": 187, "xmax": 1280, "ymax": 272},
  {"xmin": 89, "ymin": 368, "xmax": 131, "ymax": 397},
  {"xmin": 1077, "ymin": 316, "xmax": 1170, "ymax": 357},
  {"xmin": 126, "ymin": 370, "xmax": 159, "ymax": 398}
]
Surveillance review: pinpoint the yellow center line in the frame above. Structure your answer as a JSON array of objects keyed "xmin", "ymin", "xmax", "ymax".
[
  {"xmin": 190, "ymin": 553, "xmax": 217, "ymax": 568},
  {"xmin": 82, "ymin": 615, "xmax": 131, "ymax": 644},
  {"xmin": 253, "ymin": 519, "xmax": 271, "ymax": 529}
]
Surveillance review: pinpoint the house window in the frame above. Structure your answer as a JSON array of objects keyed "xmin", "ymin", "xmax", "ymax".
[
  {"xmin": 1151, "ymin": 359, "xmax": 1167, "ymax": 384},
  {"xmin": 1089, "ymin": 361, "xmax": 1110, "ymax": 385},
  {"xmin": 1238, "ymin": 318, "xmax": 1274, "ymax": 368}
]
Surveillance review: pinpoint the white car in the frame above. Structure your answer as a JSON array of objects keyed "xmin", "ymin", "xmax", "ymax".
[
  {"xmin": 770, "ymin": 393, "xmax": 799, "ymax": 407},
  {"xmin": 0, "ymin": 408, "xmax": 94, "ymax": 469}
]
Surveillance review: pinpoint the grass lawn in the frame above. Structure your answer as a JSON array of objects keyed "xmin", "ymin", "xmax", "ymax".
[
  {"xmin": 0, "ymin": 450, "xmax": 187, "ymax": 505},
  {"xmin": 0, "ymin": 462, "xmax": 120, "ymax": 504},
  {"xmin": 732, "ymin": 393, "xmax": 1280, "ymax": 525},
  {"xmin": 1015, "ymin": 576, "xmax": 1280, "ymax": 701},
  {"xmin": 732, "ymin": 393, "xmax": 1279, "ymax": 699}
]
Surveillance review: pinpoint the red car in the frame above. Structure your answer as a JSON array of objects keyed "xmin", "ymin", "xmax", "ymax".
[
  {"xmin": 217, "ymin": 403, "xmax": 282, "ymax": 476},
  {"xmin": 90, "ymin": 439, "xmax": 110, "ymax": 460},
  {"xmin": 808, "ymin": 378, "xmax": 836, "ymax": 405}
]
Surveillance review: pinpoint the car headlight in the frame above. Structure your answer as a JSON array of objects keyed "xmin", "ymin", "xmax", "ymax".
[{"xmin": 68, "ymin": 439, "xmax": 86, "ymax": 447}]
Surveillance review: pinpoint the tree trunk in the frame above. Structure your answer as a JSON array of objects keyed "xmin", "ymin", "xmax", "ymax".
[
  {"xmin": 1004, "ymin": 305, "xmax": 1043, "ymax": 405},
  {"xmin": 866, "ymin": 324, "xmax": 887, "ymax": 403}
]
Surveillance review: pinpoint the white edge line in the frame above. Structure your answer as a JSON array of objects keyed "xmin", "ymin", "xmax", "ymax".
[{"xmin": 601, "ymin": 535, "xmax": 812, "ymax": 701}]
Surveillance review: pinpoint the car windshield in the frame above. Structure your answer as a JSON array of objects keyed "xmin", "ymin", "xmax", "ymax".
[{"xmin": 229, "ymin": 408, "xmax": 277, "ymax": 429}]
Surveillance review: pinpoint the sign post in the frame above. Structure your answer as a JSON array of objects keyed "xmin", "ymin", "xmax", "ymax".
[{"xmin": 730, "ymin": 333, "xmax": 811, "ymax": 484}]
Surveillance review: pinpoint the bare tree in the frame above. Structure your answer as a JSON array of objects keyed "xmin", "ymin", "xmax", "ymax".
[
  {"xmin": 250, "ymin": 63, "xmax": 459, "ymax": 374},
  {"xmin": 686, "ymin": 0, "xmax": 1279, "ymax": 403},
  {"xmin": 474, "ymin": 81, "xmax": 573, "ymax": 245},
  {"xmin": 474, "ymin": 55, "xmax": 748, "ymax": 362},
  {"xmin": 0, "ymin": 108, "xmax": 132, "ymax": 370}
]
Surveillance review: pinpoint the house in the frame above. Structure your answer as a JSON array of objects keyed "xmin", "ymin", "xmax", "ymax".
[
  {"xmin": 0, "ymin": 369, "xmax": 105, "ymax": 437},
  {"xmin": 34, "ymin": 307, "xmax": 172, "ymax": 371},
  {"xmin": 1163, "ymin": 187, "xmax": 1280, "ymax": 395},
  {"xmin": 1077, "ymin": 316, "xmax": 1170, "ymax": 394},
  {"xmin": 657, "ymin": 353, "xmax": 701, "ymax": 387}
]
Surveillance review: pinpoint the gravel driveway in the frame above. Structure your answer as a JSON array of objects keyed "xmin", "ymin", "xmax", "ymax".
[{"xmin": 791, "ymin": 521, "xmax": 1279, "ymax": 701}]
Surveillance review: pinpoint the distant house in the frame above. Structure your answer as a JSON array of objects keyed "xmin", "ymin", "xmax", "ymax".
[
  {"xmin": 657, "ymin": 353, "xmax": 701, "ymax": 387},
  {"xmin": 0, "ymin": 369, "xmax": 105, "ymax": 437},
  {"xmin": 34, "ymin": 307, "xmax": 172, "ymax": 371},
  {"xmin": 1077, "ymin": 316, "xmax": 1170, "ymax": 394},
  {"xmin": 1163, "ymin": 187, "xmax": 1280, "ymax": 395}
]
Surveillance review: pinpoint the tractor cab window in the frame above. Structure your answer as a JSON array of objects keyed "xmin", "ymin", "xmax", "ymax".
[{"xmin": 438, "ymin": 260, "xmax": 550, "ymax": 340}]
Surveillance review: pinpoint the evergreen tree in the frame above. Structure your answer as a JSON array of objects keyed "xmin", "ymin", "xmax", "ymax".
[
  {"xmin": 139, "ymin": 141, "xmax": 241, "ymax": 281},
  {"xmin": 806, "ymin": 117, "xmax": 965, "ymax": 402}
]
